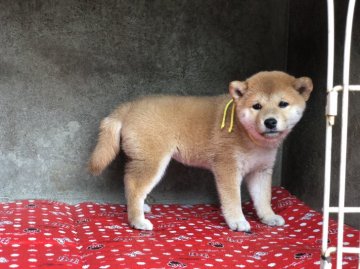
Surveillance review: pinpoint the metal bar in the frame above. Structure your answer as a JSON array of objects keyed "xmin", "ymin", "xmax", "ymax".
[
  {"xmin": 331, "ymin": 85, "xmax": 360, "ymax": 92},
  {"xmin": 321, "ymin": 0, "xmax": 335, "ymax": 263},
  {"xmin": 336, "ymin": 1, "xmax": 357, "ymax": 268},
  {"xmin": 342, "ymin": 247, "xmax": 360, "ymax": 254},
  {"xmin": 329, "ymin": 207, "xmax": 360, "ymax": 213},
  {"xmin": 349, "ymin": 85, "xmax": 360, "ymax": 91}
]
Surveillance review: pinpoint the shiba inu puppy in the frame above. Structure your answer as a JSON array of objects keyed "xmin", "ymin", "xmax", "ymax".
[{"xmin": 88, "ymin": 71, "xmax": 313, "ymax": 231}]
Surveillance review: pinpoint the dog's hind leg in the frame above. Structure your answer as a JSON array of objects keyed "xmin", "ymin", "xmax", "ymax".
[{"xmin": 124, "ymin": 153, "xmax": 172, "ymax": 230}]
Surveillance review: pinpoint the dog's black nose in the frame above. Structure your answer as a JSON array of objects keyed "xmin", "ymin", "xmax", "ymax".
[{"xmin": 264, "ymin": 118, "xmax": 277, "ymax": 129}]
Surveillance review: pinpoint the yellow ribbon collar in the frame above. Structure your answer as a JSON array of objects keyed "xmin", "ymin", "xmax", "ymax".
[
  {"xmin": 220, "ymin": 99, "xmax": 265, "ymax": 146},
  {"xmin": 221, "ymin": 99, "xmax": 235, "ymax": 133}
]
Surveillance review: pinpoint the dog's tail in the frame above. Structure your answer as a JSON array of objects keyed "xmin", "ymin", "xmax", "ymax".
[{"xmin": 88, "ymin": 103, "xmax": 131, "ymax": 175}]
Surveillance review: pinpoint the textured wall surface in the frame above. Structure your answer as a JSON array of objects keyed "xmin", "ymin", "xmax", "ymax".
[
  {"xmin": 0, "ymin": 0, "xmax": 288, "ymax": 204},
  {"xmin": 284, "ymin": 0, "xmax": 359, "ymax": 228}
]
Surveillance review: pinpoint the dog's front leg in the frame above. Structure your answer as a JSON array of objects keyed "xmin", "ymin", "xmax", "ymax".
[
  {"xmin": 246, "ymin": 169, "xmax": 285, "ymax": 226},
  {"xmin": 213, "ymin": 164, "xmax": 250, "ymax": 232}
]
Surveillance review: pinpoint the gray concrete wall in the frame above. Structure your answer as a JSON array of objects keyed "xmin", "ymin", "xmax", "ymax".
[
  {"xmin": 0, "ymin": 0, "xmax": 288, "ymax": 204},
  {"xmin": 283, "ymin": 0, "xmax": 359, "ymax": 228}
]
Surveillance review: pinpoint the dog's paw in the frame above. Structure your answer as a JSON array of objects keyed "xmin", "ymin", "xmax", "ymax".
[
  {"xmin": 130, "ymin": 218, "xmax": 153, "ymax": 230},
  {"xmin": 143, "ymin": 203, "xmax": 151, "ymax": 213},
  {"xmin": 227, "ymin": 219, "xmax": 251, "ymax": 232},
  {"xmin": 261, "ymin": 214, "xmax": 285, "ymax": 226}
]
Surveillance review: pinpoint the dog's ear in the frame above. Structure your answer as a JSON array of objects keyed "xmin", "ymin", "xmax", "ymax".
[
  {"xmin": 294, "ymin": 77, "xmax": 313, "ymax": 101},
  {"xmin": 229, "ymin": 81, "xmax": 248, "ymax": 100}
]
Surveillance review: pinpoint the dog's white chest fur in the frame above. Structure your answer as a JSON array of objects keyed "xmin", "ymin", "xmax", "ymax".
[{"xmin": 236, "ymin": 149, "xmax": 277, "ymax": 176}]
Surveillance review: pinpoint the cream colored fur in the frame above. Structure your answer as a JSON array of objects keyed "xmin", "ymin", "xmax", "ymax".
[{"xmin": 88, "ymin": 71, "xmax": 313, "ymax": 231}]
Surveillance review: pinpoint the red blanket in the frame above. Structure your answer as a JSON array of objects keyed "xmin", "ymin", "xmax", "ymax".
[{"xmin": 0, "ymin": 187, "xmax": 358, "ymax": 268}]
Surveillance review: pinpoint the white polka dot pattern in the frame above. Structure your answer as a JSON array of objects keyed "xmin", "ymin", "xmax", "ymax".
[{"xmin": 0, "ymin": 188, "xmax": 358, "ymax": 268}]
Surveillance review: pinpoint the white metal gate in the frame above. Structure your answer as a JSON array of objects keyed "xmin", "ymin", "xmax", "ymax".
[{"xmin": 321, "ymin": 0, "xmax": 360, "ymax": 268}]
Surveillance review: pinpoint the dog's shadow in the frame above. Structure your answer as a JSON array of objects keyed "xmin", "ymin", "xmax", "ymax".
[
  {"xmin": 102, "ymin": 152, "xmax": 253, "ymax": 204},
  {"xmin": 104, "ymin": 152, "xmax": 219, "ymax": 204}
]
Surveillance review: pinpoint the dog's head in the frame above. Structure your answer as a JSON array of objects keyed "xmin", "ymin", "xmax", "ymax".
[{"xmin": 229, "ymin": 71, "xmax": 313, "ymax": 148}]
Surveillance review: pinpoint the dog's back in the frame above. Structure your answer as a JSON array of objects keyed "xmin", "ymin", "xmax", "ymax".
[{"xmin": 89, "ymin": 94, "xmax": 227, "ymax": 174}]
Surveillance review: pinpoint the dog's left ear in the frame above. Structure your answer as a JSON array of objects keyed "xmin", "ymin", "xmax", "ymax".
[
  {"xmin": 229, "ymin": 81, "xmax": 248, "ymax": 100},
  {"xmin": 294, "ymin": 77, "xmax": 313, "ymax": 101}
]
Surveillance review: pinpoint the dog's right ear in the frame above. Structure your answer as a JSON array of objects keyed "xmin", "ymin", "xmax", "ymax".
[{"xmin": 229, "ymin": 81, "xmax": 248, "ymax": 100}]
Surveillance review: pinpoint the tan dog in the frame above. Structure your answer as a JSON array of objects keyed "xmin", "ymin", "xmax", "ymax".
[{"xmin": 88, "ymin": 71, "xmax": 313, "ymax": 231}]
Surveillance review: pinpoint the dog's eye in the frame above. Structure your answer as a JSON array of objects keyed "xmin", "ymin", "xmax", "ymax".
[
  {"xmin": 279, "ymin": 101, "xmax": 289, "ymax": 108},
  {"xmin": 252, "ymin": 103, "xmax": 262, "ymax": 110}
]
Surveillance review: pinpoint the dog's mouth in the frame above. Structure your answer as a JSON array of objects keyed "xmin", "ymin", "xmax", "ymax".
[
  {"xmin": 261, "ymin": 130, "xmax": 282, "ymax": 138},
  {"xmin": 244, "ymin": 127, "xmax": 289, "ymax": 148}
]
